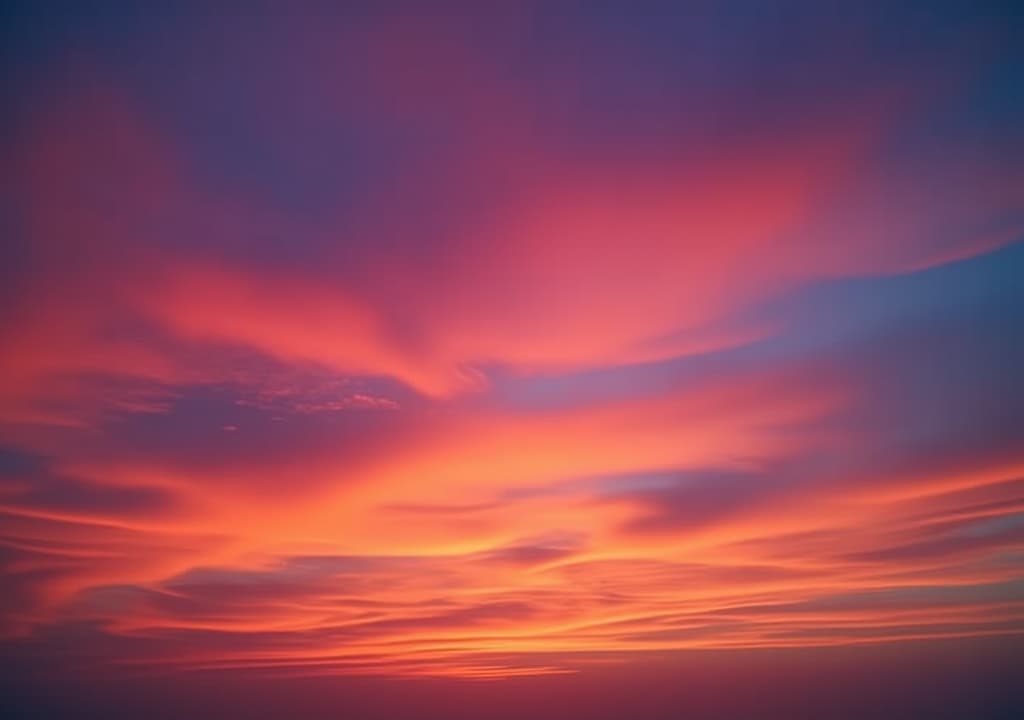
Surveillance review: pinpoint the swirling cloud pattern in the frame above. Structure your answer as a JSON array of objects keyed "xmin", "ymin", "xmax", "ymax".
[{"xmin": 1, "ymin": 1, "xmax": 1022, "ymax": 697}]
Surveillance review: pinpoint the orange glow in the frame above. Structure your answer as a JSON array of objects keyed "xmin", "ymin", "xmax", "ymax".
[{"xmin": 2, "ymin": 5, "xmax": 1022, "ymax": 688}]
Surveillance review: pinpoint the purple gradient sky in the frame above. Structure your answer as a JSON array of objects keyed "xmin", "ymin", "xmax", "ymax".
[{"xmin": 2, "ymin": 1, "xmax": 1022, "ymax": 717}]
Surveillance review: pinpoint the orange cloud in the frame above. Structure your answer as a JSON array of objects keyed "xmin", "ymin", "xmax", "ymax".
[{"xmin": 2, "ymin": 11, "xmax": 1022, "ymax": 683}]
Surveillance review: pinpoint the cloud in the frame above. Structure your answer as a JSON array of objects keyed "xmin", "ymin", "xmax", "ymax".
[{"xmin": 1, "ymin": 0, "xmax": 1022, "ymax": 683}]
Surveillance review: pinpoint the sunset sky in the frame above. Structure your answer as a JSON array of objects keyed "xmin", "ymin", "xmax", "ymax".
[{"xmin": 2, "ymin": 2, "xmax": 1022, "ymax": 718}]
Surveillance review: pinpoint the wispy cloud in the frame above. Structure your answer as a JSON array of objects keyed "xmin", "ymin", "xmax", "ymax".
[{"xmin": 1, "ymin": 0, "xmax": 1021, "ymax": 684}]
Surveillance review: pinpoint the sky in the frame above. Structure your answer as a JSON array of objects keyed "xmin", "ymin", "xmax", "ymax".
[{"xmin": 1, "ymin": 1, "xmax": 1023, "ymax": 718}]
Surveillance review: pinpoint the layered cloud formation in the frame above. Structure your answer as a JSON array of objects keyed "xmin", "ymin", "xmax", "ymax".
[{"xmin": 2, "ymin": 1, "xmax": 1022, "ymax": 681}]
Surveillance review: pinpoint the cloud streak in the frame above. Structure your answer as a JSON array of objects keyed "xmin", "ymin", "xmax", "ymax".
[{"xmin": 1, "ymin": 0, "xmax": 1022, "ymax": 684}]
